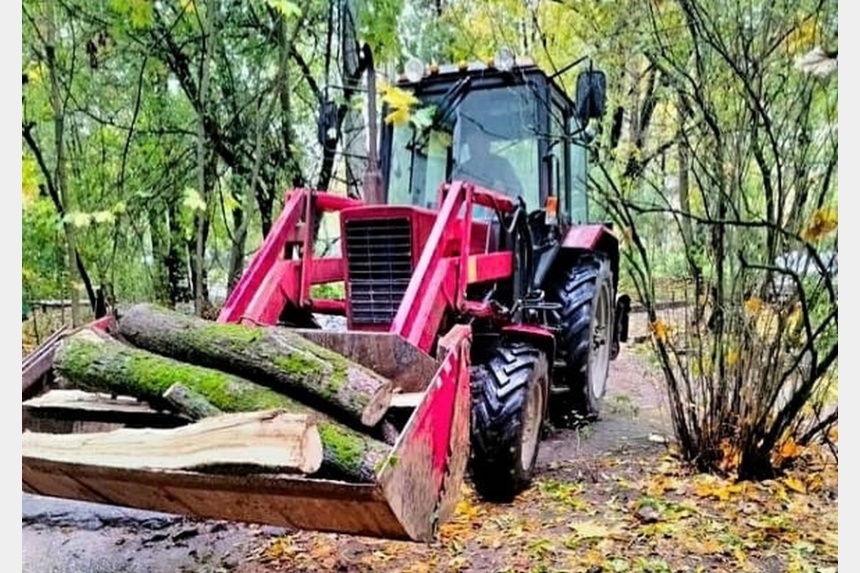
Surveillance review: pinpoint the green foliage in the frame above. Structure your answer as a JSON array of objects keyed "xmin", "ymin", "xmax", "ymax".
[
  {"xmin": 586, "ymin": 0, "xmax": 838, "ymax": 479},
  {"xmin": 357, "ymin": 0, "xmax": 405, "ymax": 63},
  {"xmin": 267, "ymin": 0, "xmax": 301, "ymax": 19},
  {"xmin": 107, "ymin": 0, "xmax": 153, "ymax": 29},
  {"xmin": 22, "ymin": 197, "xmax": 66, "ymax": 301}
]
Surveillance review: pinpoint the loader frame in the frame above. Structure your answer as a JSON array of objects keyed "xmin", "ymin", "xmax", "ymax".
[{"xmin": 219, "ymin": 181, "xmax": 527, "ymax": 356}]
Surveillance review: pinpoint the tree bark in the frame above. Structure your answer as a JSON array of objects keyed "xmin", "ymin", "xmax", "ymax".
[
  {"xmin": 116, "ymin": 303, "xmax": 394, "ymax": 428},
  {"xmin": 23, "ymin": 410, "xmax": 324, "ymax": 476},
  {"xmin": 163, "ymin": 383, "xmax": 222, "ymax": 420},
  {"xmin": 53, "ymin": 330, "xmax": 390, "ymax": 482}
]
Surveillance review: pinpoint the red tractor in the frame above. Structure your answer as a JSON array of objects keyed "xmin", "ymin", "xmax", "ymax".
[
  {"xmin": 22, "ymin": 52, "xmax": 630, "ymax": 541},
  {"xmin": 222, "ymin": 53, "xmax": 630, "ymax": 502}
]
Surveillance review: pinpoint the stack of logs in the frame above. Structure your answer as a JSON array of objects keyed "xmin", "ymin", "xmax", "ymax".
[{"xmin": 24, "ymin": 303, "xmax": 400, "ymax": 483}]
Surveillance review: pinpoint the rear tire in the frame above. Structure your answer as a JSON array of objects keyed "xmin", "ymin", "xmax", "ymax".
[
  {"xmin": 547, "ymin": 252, "xmax": 614, "ymax": 425},
  {"xmin": 469, "ymin": 342, "xmax": 548, "ymax": 502}
]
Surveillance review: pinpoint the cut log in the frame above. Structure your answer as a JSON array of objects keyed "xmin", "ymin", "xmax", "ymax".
[
  {"xmin": 53, "ymin": 331, "xmax": 390, "ymax": 482},
  {"xmin": 23, "ymin": 410, "xmax": 323, "ymax": 475},
  {"xmin": 163, "ymin": 383, "xmax": 223, "ymax": 420},
  {"xmin": 116, "ymin": 303, "xmax": 394, "ymax": 428}
]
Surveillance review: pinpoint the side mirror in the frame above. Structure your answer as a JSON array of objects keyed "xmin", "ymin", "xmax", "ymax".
[{"xmin": 575, "ymin": 70, "xmax": 607, "ymax": 121}]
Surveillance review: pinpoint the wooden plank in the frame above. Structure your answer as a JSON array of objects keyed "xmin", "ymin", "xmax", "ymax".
[
  {"xmin": 389, "ymin": 391, "xmax": 426, "ymax": 408},
  {"xmin": 23, "ymin": 410, "xmax": 323, "ymax": 475},
  {"xmin": 22, "ymin": 389, "xmax": 183, "ymax": 434},
  {"xmin": 25, "ymin": 389, "xmax": 162, "ymax": 414},
  {"xmin": 22, "ymin": 327, "xmax": 68, "ymax": 399}
]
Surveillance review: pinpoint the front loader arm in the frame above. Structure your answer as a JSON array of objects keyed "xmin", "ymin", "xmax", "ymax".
[
  {"xmin": 390, "ymin": 181, "xmax": 517, "ymax": 354},
  {"xmin": 218, "ymin": 190, "xmax": 361, "ymax": 325}
]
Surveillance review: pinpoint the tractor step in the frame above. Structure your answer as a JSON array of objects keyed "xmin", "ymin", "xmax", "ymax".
[{"xmin": 550, "ymin": 385, "xmax": 571, "ymax": 395}]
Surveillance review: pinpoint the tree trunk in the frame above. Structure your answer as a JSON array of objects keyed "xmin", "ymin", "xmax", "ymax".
[
  {"xmin": 167, "ymin": 196, "xmax": 193, "ymax": 306},
  {"xmin": 53, "ymin": 330, "xmax": 390, "ymax": 482},
  {"xmin": 116, "ymin": 303, "xmax": 394, "ymax": 428},
  {"xmin": 23, "ymin": 410, "xmax": 324, "ymax": 476},
  {"xmin": 45, "ymin": 1, "xmax": 80, "ymax": 326},
  {"xmin": 320, "ymin": 0, "xmax": 365, "ymax": 198},
  {"xmin": 148, "ymin": 200, "xmax": 172, "ymax": 306},
  {"xmin": 194, "ymin": 0, "xmax": 218, "ymax": 317}
]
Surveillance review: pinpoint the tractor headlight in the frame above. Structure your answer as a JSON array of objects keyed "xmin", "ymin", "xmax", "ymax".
[
  {"xmin": 404, "ymin": 58, "xmax": 425, "ymax": 82},
  {"xmin": 494, "ymin": 47, "xmax": 515, "ymax": 72}
]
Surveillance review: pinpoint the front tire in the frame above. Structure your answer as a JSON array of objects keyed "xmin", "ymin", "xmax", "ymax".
[
  {"xmin": 469, "ymin": 342, "xmax": 548, "ymax": 502},
  {"xmin": 548, "ymin": 252, "xmax": 614, "ymax": 425}
]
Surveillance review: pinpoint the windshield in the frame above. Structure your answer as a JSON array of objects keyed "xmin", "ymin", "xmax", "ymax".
[{"xmin": 387, "ymin": 85, "xmax": 539, "ymax": 210}]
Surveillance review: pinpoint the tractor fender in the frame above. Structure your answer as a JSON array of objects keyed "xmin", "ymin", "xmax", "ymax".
[
  {"xmin": 499, "ymin": 324, "xmax": 556, "ymax": 370},
  {"xmin": 559, "ymin": 224, "xmax": 620, "ymax": 290}
]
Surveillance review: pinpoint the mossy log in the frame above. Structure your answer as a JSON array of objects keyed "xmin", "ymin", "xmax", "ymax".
[
  {"xmin": 52, "ymin": 330, "xmax": 390, "ymax": 482},
  {"xmin": 116, "ymin": 303, "xmax": 393, "ymax": 428},
  {"xmin": 163, "ymin": 383, "xmax": 223, "ymax": 420}
]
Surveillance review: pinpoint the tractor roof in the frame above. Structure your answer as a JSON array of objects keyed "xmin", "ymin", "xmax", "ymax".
[{"xmin": 394, "ymin": 56, "xmax": 577, "ymax": 109}]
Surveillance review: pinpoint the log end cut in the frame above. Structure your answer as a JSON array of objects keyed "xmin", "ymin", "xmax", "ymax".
[{"xmin": 360, "ymin": 383, "xmax": 395, "ymax": 428}]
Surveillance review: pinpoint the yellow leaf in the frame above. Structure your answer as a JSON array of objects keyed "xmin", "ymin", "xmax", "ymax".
[
  {"xmin": 777, "ymin": 437, "xmax": 802, "ymax": 461},
  {"xmin": 24, "ymin": 61, "xmax": 45, "ymax": 86},
  {"xmin": 128, "ymin": 0, "xmax": 153, "ymax": 29},
  {"xmin": 694, "ymin": 475, "xmax": 744, "ymax": 501},
  {"xmin": 453, "ymin": 498, "xmax": 481, "ymax": 521},
  {"xmin": 801, "ymin": 207, "xmax": 837, "ymax": 242},
  {"xmin": 804, "ymin": 473, "xmax": 823, "ymax": 493},
  {"xmin": 783, "ymin": 476, "xmax": 806, "ymax": 494},
  {"xmin": 384, "ymin": 107, "xmax": 411, "ymax": 126},
  {"xmin": 264, "ymin": 536, "xmax": 298, "ymax": 560},
  {"xmin": 696, "ymin": 538, "xmax": 723, "ymax": 555},
  {"xmin": 381, "ymin": 84, "xmax": 420, "ymax": 125},
  {"xmin": 744, "ymin": 296, "xmax": 764, "ymax": 315},
  {"xmin": 223, "ymin": 193, "xmax": 241, "ymax": 213},
  {"xmin": 726, "ymin": 348, "xmax": 740, "ymax": 367},
  {"xmin": 267, "ymin": 0, "xmax": 301, "ymax": 18},
  {"xmin": 650, "ymin": 320, "xmax": 669, "ymax": 343},
  {"xmin": 568, "ymin": 519, "xmax": 624, "ymax": 539},
  {"xmin": 783, "ymin": 19, "xmax": 820, "ymax": 55},
  {"xmin": 180, "ymin": 0, "xmax": 195, "ymax": 14}
]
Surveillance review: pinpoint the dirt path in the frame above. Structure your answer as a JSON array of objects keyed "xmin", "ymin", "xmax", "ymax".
[{"xmin": 538, "ymin": 344, "xmax": 669, "ymax": 468}]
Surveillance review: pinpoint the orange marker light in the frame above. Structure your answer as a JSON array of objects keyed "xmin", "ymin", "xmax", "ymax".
[{"xmin": 545, "ymin": 196, "xmax": 558, "ymax": 225}]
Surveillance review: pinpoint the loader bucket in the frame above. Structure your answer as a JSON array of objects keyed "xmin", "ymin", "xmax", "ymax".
[{"xmin": 22, "ymin": 325, "xmax": 473, "ymax": 542}]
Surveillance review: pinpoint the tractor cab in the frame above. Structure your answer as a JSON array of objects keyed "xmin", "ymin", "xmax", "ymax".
[{"xmin": 380, "ymin": 54, "xmax": 607, "ymax": 227}]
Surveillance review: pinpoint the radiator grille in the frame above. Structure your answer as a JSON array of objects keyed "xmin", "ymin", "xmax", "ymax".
[{"xmin": 345, "ymin": 218, "xmax": 413, "ymax": 325}]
